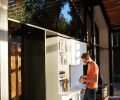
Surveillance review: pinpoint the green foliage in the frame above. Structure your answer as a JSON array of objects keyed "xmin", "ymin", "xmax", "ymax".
[
  {"xmin": 55, "ymin": 14, "xmax": 70, "ymax": 34},
  {"xmin": 8, "ymin": 0, "xmax": 84, "ymax": 39},
  {"xmin": 8, "ymin": 2, "xmax": 26, "ymax": 21}
]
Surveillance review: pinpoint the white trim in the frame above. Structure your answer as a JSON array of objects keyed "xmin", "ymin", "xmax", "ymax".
[{"xmin": 8, "ymin": 18, "xmax": 72, "ymax": 39}]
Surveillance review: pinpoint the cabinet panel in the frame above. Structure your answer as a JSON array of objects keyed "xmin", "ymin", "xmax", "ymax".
[{"xmin": 23, "ymin": 29, "xmax": 45, "ymax": 100}]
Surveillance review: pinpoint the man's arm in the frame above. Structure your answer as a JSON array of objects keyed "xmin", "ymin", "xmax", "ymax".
[{"xmin": 84, "ymin": 74, "xmax": 98, "ymax": 83}]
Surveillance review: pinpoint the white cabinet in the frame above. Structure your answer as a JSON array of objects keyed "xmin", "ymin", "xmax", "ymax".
[
  {"xmin": 69, "ymin": 39, "xmax": 87, "ymax": 65},
  {"xmin": 61, "ymin": 92, "xmax": 79, "ymax": 100},
  {"xmin": 46, "ymin": 32, "xmax": 87, "ymax": 100},
  {"xmin": 46, "ymin": 36, "xmax": 69, "ymax": 100},
  {"xmin": 69, "ymin": 39, "xmax": 81, "ymax": 65},
  {"xmin": 61, "ymin": 91, "xmax": 84, "ymax": 100},
  {"xmin": 69, "ymin": 41, "xmax": 87, "ymax": 91}
]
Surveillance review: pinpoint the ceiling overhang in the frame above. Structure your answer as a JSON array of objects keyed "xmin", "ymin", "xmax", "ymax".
[{"xmin": 103, "ymin": 0, "xmax": 120, "ymax": 29}]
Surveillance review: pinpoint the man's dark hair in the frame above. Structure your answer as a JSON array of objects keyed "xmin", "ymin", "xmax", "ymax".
[{"xmin": 81, "ymin": 53, "xmax": 90, "ymax": 60}]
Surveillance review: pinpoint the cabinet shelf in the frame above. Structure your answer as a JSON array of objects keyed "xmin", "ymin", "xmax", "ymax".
[{"xmin": 59, "ymin": 77, "xmax": 68, "ymax": 81}]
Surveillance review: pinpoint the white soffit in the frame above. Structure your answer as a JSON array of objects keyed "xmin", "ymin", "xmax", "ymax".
[{"xmin": 94, "ymin": 6, "xmax": 108, "ymax": 30}]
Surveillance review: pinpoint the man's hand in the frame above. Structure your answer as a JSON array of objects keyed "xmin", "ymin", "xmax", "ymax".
[{"xmin": 79, "ymin": 76, "xmax": 85, "ymax": 83}]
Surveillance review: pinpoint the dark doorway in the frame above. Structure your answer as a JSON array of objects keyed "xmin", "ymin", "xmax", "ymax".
[{"xmin": 8, "ymin": 36, "xmax": 22, "ymax": 100}]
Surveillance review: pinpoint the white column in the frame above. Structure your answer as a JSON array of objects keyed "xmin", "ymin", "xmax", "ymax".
[
  {"xmin": 99, "ymin": 29, "xmax": 110, "ymax": 84},
  {"xmin": 0, "ymin": 0, "xmax": 9, "ymax": 100},
  {"xmin": 95, "ymin": 6, "xmax": 110, "ymax": 84}
]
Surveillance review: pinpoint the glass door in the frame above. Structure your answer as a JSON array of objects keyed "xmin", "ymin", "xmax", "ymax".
[{"xmin": 9, "ymin": 42, "xmax": 22, "ymax": 100}]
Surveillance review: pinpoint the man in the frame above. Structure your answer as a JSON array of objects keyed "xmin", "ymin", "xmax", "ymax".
[{"xmin": 79, "ymin": 53, "xmax": 99, "ymax": 100}]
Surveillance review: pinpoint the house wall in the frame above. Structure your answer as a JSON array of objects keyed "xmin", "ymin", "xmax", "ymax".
[
  {"xmin": 0, "ymin": 0, "xmax": 9, "ymax": 100},
  {"xmin": 95, "ymin": 6, "xmax": 110, "ymax": 84}
]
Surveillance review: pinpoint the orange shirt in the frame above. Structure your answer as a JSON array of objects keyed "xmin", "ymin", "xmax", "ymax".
[{"xmin": 86, "ymin": 60, "xmax": 99, "ymax": 89}]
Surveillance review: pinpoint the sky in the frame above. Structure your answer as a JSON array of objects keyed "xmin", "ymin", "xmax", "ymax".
[{"xmin": 60, "ymin": 2, "xmax": 72, "ymax": 23}]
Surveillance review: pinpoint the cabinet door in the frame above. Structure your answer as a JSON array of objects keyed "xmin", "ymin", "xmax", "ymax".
[{"xmin": 69, "ymin": 40, "xmax": 87, "ymax": 65}]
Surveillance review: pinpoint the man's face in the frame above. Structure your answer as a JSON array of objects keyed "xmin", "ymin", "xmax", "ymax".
[{"xmin": 82, "ymin": 58, "xmax": 88, "ymax": 64}]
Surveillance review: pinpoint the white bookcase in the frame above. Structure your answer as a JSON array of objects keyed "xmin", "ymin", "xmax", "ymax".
[
  {"xmin": 46, "ymin": 32, "xmax": 87, "ymax": 100},
  {"xmin": 46, "ymin": 36, "xmax": 68, "ymax": 100}
]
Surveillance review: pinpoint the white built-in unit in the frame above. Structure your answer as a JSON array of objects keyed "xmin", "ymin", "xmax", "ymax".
[{"xmin": 46, "ymin": 30, "xmax": 87, "ymax": 100}]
